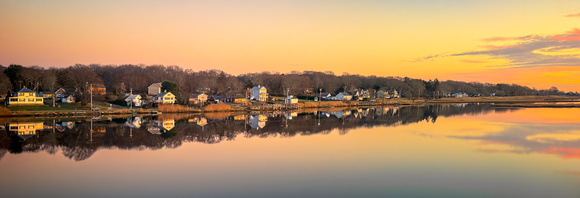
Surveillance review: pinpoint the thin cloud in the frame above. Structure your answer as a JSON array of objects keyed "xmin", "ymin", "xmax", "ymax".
[
  {"xmin": 460, "ymin": 60, "xmax": 489, "ymax": 64},
  {"xmin": 565, "ymin": 13, "xmax": 580, "ymax": 17},
  {"xmin": 449, "ymin": 29, "xmax": 580, "ymax": 69},
  {"xmin": 481, "ymin": 35, "xmax": 534, "ymax": 42}
]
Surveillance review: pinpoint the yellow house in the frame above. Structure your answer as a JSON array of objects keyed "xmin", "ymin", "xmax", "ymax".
[
  {"xmin": 154, "ymin": 91, "xmax": 176, "ymax": 104},
  {"xmin": 7, "ymin": 87, "xmax": 44, "ymax": 106},
  {"xmin": 7, "ymin": 122, "xmax": 44, "ymax": 140}
]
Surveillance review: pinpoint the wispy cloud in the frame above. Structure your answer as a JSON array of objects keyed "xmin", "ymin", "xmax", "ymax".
[
  {"xmin": 565, "ymin": 13, "xmax": 580, "ymax": 17},
  {"xmin": 416, "ymin": 28, "xmax": 580, "ymax": 69}
]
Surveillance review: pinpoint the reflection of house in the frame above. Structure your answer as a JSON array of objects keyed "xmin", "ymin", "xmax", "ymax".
[
  {"xmin": 285, "ymin": 112, "xmax": 298, "ymax": 120},
  {"xmin": 7, "ymin": 122, "xmax": 44, "ymax": 140},
  {"xmin": 61, "ymin": 122, "xmax": 76, "ymax": 129},
  {"xmin": 249, "ymin": 115, "xmax": 267, "ymax": 129},
  {"xmin": 189, "ymin": 93, "xmax": 208, "ymax": 104},
  {"xmin": 91, "ymin": 84, "xmax": 106, "ymax": 95},
  {"xmin": 7, "ymin": 87, "xmax": 44, "ymax": 106},
  {"xmin": 148, "ymin": 82, "xmax": 162, "ymax": 96},
  {"xmin": 250, "ymin": 85, "xmax": 268, "ymax": 101},
  {"xmin": 333, "ymin": 110, "xmax": 352, "ymax": 118},
  {"xmin": 155, "ymin": 119, "xmax": 175, "ymax": 131},
  {"xmin": 154, "ymin": 91, "xmax": 175, "ymax": 104},
  {"xmin": 125, "ymin": 94, "xmax": 143, "ymax": 106},
  {"xmin": 196, "ymin": 117, "xmax": 208, "ymax": 127},
  {"xmin": 147, "ymin": 126, "xmax": 161, "ymax": 135},
  {"xmin": 285, "ymin": 95, "xmax": 298, "ymax": 104},
  {"xmin": 125, "ymin": 117, "xmax": 142, "ymax": 128}
]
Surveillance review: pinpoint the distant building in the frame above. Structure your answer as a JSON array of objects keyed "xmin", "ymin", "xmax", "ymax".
[
  {"xmin": 319, "ymin": 92, "xmax": 332, "ymax": 100},
  {"xmin": 376, "ymin": 90, "xmax": 389, "ymax": 99},
  {"xmin": 7, "ymin": 87, "xmax": 44, "ymax": 106},
  {"xmin": 148, "ymin": 82, "xmax": 162, "ymax": 96},
  {"xmin": 225, "ymin": 95, "xmax": 247, "ymax": 103},
  {"xmin": 61, "ymin": 95, "xmax": 75, "ymax": 103},
  {"xmin": 189, "ymin": 93, "xmax": 208, "ymax": 104},
  {"xmin": 154, "ymin": 91, "xmax": 176, "ymax": 104},
  {"xmin": 91, "ymin": 83, "xmax": 106, "ymax": 95},
  {"xmin": 335, "ymin": 92, "xmax": 352, "ymax": 101},
  {"xmin": 125, "ymin": 94, "xmax": 143, "ymax": 107},
  {"xmin": 452, "ymin": 92, "xmax": 469, "ymax": 98},
  {"xmin": 250, "ymin": 85, "xmax": 268, "ymax": 101},
  {"xmin": 285, "ymin": 95, "xmax": 298, "ymax": 104},
  {"xmin": 39, "ymin": 91, "xmax": 54, "ymax": 99}
]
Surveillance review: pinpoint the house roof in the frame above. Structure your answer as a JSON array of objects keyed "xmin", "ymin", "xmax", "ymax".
[
  {"xmin": 125, "ymin": 94, "xmax": 141, "ymax": 101},
  {"xmin": 93, "ymin": 83, "xmax": 106, "ymax": 88},
  {"xmin": 149, "ymin": 82, "xmax": 162, "ymax": 88},
  {"xmin": 191, "ymin": 93, "xmax": 207, "ymax": 97},
  {"xmin": 155, "ymin": 92, "xmax": 173, "ymax": 98},
  {"xmin": 17, "ymin": 87, "xmax": 35, "ymax": 93},
  {"xmin": 40, "ymin": 91, "xmax": 53, "ymax": 94},
  {"xmin": 339, "ymin": 92, "xmax": 352, "ymax": 96}
]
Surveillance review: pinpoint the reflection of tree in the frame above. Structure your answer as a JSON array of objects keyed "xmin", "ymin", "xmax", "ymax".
[
  {"xmin": 0, "ymin": 104, "xmax": 514, "ymax": 161},
  {"xmin": 62, "ymin": 146, "xmax": 96, "ymax": 161}
]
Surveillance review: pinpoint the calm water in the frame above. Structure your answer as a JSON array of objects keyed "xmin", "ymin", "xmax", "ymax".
[{"xmin": 1, "ymin": 104, "xmax": 580, "ymax": 198}]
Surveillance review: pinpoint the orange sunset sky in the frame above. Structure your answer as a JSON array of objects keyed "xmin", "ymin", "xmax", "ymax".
[{"xmin": 1, "ymin": 0, "xmax": 579, "ymax": 91}]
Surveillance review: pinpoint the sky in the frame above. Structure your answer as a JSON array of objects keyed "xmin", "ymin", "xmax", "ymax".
[{"xmin": 1, "ymin": 0, "xmax": 579, "ymax": 91}]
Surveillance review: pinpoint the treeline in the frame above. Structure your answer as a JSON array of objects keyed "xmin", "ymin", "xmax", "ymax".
[{"xmin": 0, "ymin": 64, "xmax": 576, "ymax": 102}]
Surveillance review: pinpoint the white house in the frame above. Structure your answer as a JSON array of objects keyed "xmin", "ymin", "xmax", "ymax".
[
  {"xmin": 335, "ymin": 92, "xmax": 352, "ymax": 101},
  {"xmin": 285, "ymin": 95, "xmax": 298, "ymax": 104},
  {"xmin": 148, "ymin": 82, "xmax": 162, "ymax": 96},
  {"xmin": 250, "ymin": 85, "xmax": 268, "ymax": 101},
  {"xmin": 452, "ymin": 92, "xmax": 469, "ymax": 98},
  {"xmin": 125, "ymin": 94, "xmax": 143, "ymax": 107},
  {"xmin": 61, "ymin": 95, "xmax": 75, "ymax": 103},
  {"xmin": 189, "ymin": 93, "xmax": 208, "ymax": 104}
]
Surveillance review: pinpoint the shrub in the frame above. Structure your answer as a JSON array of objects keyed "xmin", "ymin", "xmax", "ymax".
[
  {"xmin": 204, "ymin": 103, "xmax": 233, "ymax": 112},
  {"xmin": 158, "ymin": 104, "xmax": 192, "ymax": 113},
  {"xmin": 0, "ymin": 106, "xmax": 11, "ymax": 116}
]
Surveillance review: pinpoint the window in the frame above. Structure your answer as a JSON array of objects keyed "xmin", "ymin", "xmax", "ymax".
[
  {"xmin": 10, "ymin": 126, "xmax": 18, "ymax": 130},
  {"xmin": 28, "ymin": 99, "xmax": 34, "ymax": 102},
  {"xmin": 19, "ymin": 99, "xmax": 25, "ymax": 102},
  {"xmin": 36, "ymin": 99, "xmax": 42, "ymax": 102},
  {"xmin": 10, "ymin": 98, "xmax": 17, "ymax": 102}
]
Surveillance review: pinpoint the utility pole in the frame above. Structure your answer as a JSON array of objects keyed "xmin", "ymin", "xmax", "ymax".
[
  {"xmin": 90, "ymin": 83, "xmax": 93, "ymax": 110},
  {"xmin": 319, "ymin": 88, "xmax": 322, "ymax": 108},
  {"xmin": 130, "ymin": 88, "xmax": 133, "ymax": 110}
]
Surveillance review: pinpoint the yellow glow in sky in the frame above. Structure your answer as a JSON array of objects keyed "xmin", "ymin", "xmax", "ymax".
[{"xmin": 1, "ymin": 0, "xmax": 580, "ymax": 91}]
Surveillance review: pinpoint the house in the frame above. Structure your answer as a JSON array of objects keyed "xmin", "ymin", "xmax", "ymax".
[
  {"xmin": 319, "ymin": 92, "xmax": 332, "ymax": 100},
  {"xmin": 91, "ymin": 83, "xmax": 106, "ymax": 95},
  {"xmin": 61, "ymin": 95, "xmax": 75, "ymax": 103},
  {"xmin": 148, "ymin": 82, "xmax": 162, "ymax": 96},
  {"xmin": 376, "ymin": 90, "xmax": 389, "ymax": 99},
  {"xmin": 125, "ymin": 94, "xmax": 143, "ymax": 107},
  {"xmin": 335, "ymin": 92, "xmax": 352, "ymax": 101},
  {"xmin": 154, "ymin": 91, "xmax": 176, "ymax": 104},
  {"xmin": 225, "ymin": 95, "xmax": 247, "ymax": 103},
  {"xmin": 189, "ymin": 93, "xmax": 208, "ymax": 104},
  {"xmin": 285, "ymin": 95, "xmax": 298, "ymax": 104},
  {"xmin": 7, "ymin": 87, "xmax": 44, "ymax": 106},
  {"xmin": 39, "ymin": 91, "xmax": 54, "ymax": 99},
  {"xmin": 391, "ymin": 90, "xmax": 400, "ymax": 98},
  {"xmin": 250, "ymin": 85, "xmax": 268, "ymax": 101},
  {"xmin": 55, "ymin": 87, "xmax": 76, "ymax": 98},
  {"xmin": 208, "ymin": 95, "xmax": 224, "ymax": 103},
  {"xmin": 352, "ymin": 89, "xmax": 370, "ymax": 100},
  {"xmin": 452, "ymin": 92, "xmax": 469, "ymax": 98}
]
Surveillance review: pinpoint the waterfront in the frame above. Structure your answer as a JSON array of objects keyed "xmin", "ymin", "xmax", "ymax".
[{"xmin": 1, "ymin": 104, "xmax": 580, "ymax": 197}]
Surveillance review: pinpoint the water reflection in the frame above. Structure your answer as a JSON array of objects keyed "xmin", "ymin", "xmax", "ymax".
[{"xmin": 0, "ymin": 104, "xmax": 520, "ymax": 161}]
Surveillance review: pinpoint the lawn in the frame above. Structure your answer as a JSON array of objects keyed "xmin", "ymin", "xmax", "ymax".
[{"xmin": 7, "ymin": 105, "xmax": 78, "ymax": 111}]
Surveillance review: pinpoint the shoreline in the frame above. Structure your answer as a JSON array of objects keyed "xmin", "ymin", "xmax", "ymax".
[{"xmin": 2, "ymin": 96, "xmax": 579, "ymax": 118}]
